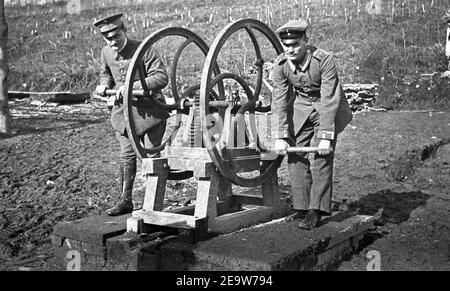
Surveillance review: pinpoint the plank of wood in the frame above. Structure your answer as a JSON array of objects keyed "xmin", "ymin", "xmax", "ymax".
[
  {"xmin": 232, "ymin": 194, "xmax": 264, "ymax": 206},
  {"xmin": 141, "ymin": 158, "xmax": 169, "ymax": 175},
  {"xmin": 46, "ymin": 93, "xmax": 90, "ymax": 103},
  {"xmin": 262, "ymin": 171, "xmax": 281, "ymax": 207},
  {"xmin": 167, "ymin": 200, "xmax": 236, "ymax": 216},
  {"xmin": 8, "ymin": 91, "xmax": 90, "ymax": 103},
  {"xmin": 142, "ymin": 173, "xmax": 168, "ymax": 212},
  {"xmin": 131, "ymin": 210, "xmax": 197, "ymax": 228},
  {"xmin": 8, "ymin": 91, "xmax": 73, "ymax": 95},
  {"xmin": 194, "ymin": 176, "xmax": 218, "ymax": 221},
  {"xmin": 210, "ymin": 206, "xmax": 273, "ymax": 234},
  {"xmin": 221, "ymin": 148, "xmax": 261, "ymax": 172},
  {"xmin": 164, "ymin": 146, "xmax": 211, "ymax": 160},
  {"xmin": 8, "ymin": 91, "xmax": 30, "ymax": 99},
  {"xmin": 167, "ymin": 158, "xmax": 216, "ymax": 178}
]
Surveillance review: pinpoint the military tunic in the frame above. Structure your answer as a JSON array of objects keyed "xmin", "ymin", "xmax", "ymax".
[
  {"xmin": 271, "ymin": 45, "xmax": 352, "ymax": 140},
  {"xmin": 100, "ymin": 39, "xmax": 169, "ymax": 136},
  {"xmin": 271, "ymin": 45, "xmax": 352, "ymax": 214}
]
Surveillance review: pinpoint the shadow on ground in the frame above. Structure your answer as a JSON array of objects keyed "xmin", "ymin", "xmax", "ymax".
[
  {"xmin": 347, "ymin": 190, "xmax": 431, "ymax": 225},
  {"xmin": 0, "ymin": 116, "xmax": 107, "ymax": 140},
  {"xmin": 280, "ymin": 185, "xmax": 431, "ymax": 226},
  {"xmin": 325, "ymin": 189, "xmax": 432, "ymax": 270}
]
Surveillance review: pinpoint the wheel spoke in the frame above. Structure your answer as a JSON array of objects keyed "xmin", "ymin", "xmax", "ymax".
[
  {"xmin": 123, "ymin": 27, "xmax": 213, "ymax": 160},
  {"xmin": 171, "ymin": 37, "xmax": 194, "ymax": 102},
  {"xmin": 200, "ymin": 19, "xmax": 284, "ymax": 187},
  {"xmin": 244, "ymin": 26, "xmax": 263, "ymax": 100},
  {"xmin": 137, "ymin": 60, "xmax": 150, "ymax": 93}
]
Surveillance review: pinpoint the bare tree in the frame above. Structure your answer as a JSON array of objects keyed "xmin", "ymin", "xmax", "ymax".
[{"xmin": 0, "ymin": 0, "xmax": 10, "ymax": 134}]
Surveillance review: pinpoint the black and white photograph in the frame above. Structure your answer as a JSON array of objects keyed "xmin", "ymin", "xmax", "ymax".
[{"xmin": 0, "ymin": 0, "xmax": 449, "ymax": 276}]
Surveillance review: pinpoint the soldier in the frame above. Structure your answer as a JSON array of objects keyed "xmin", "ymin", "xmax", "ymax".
[
  {"xmin": 94, "ymin": 13, "xmax": 169, "ymax": 216},
  {"xmin": 443, "ymin": 9, "xmax": 450, "ymax": 70},
  {"xmin": 271, "ymin": 20, "xmax": 353, "ymax": 229}
]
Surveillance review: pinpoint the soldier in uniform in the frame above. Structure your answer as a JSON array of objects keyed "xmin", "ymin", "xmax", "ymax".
[
  {"xmin": 271, "ymin": 20, "xmax": 353, "ymax": 229},
  {"xmin": 94, "ymin": 14, "xmax": 169, "ymax": 216},
  {"xmin": 443, "ymin": 9, "xmax": 450, "ymax": 70}
]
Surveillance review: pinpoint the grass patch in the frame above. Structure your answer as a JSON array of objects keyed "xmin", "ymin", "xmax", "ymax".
[{"xmin": 5, "ymin": 0, "xmax": 450, "ymax": 110}]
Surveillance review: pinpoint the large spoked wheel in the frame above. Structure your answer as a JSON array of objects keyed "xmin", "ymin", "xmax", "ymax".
[
  {"xmin": 123, "ymin": 27, "xmax": 222, "ymax": 160},
  {"xmin": 200, "ymin": 19, "xmax": 285, "ymax": 187}
]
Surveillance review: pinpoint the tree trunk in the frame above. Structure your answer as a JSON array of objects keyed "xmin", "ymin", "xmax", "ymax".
[{"xmin": 0, "ymin": 0, "xmax": 10, "ymax": 134}]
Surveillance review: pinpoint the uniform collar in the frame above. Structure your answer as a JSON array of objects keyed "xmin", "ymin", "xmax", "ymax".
[
  {"xmin": 116, "ymin": 37, "xmax": 132, "ymax": 58},
  {"xmin": 287, "ymin": 49, "xmax": 312, "ymax": 73},
  {"xmin": 117, "ymin": 37, "xmax": 128, "ymax": 53}
]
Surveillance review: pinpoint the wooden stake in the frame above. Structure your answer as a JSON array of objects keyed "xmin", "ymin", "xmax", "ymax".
[
  {"xmin": 402, "ymin": 27, "xmax": 406, "ymax": 58},
  {"xmin": 0, "ymin": 0, "xmax": 10, "ymax": 134},
  {"xmin": 392, "ymin": 0, "xmax": 395, "ymax": 22}
]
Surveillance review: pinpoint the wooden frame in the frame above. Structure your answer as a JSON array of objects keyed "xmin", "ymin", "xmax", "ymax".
[{"xmin": 126, "ymin": 149, "xmax": 289, "ymax": 238}]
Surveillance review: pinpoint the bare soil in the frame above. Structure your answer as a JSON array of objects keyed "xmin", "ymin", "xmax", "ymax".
[{"xmin": 0, "ymin": 98, "xmax": 449, "ymax": 271}]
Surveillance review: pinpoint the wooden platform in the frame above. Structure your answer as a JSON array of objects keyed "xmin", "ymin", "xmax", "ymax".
[
  {"xmin": 188, "ymin": 214, "xmax": 375, "ymax": 271},
  {"xmin": 127, "ymin": 150, "xmax": 289, "ymax": 237},
  {"xmin": 51, "ymin": 212, "xmax": 374, "ymax": 271}
]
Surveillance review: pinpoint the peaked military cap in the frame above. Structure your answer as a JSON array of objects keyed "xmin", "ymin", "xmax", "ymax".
[
  {"xmin": 443, "ymin": 8, "xmax": 450, "ymax": 23},
  {"xmin": 276, "ymin": 20, "xmax": 308, "ymax": 45},
  {"xmin": 94, "ymin": 13, "xmax": 124, "ymax": 35}
]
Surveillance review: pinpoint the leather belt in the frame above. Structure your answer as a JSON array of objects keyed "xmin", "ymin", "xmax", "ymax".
[{"xmin": 297, "ymin": 91, "xmax": 320, "ymax": 103}]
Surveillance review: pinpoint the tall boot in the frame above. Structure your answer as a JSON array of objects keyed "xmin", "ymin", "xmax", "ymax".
[{"xmin": 106, "ymin": 163, "xmax": 136, "ymax": 216}]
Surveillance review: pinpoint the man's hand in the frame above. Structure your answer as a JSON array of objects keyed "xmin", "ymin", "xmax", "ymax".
[
  {"xmin": 132, "ymin": 81, "xmax": 143, "ymax": 90},
  {"xmin": 95, "ymin": 85, "xmax": 107, "ymax": 96},
  {"xmin": 105, "ymin": 86, "xmax": 124, "ymax": 108},
  {"xmin": 115, "ymin": 85, "xmax": 125, "ymax": 101},
  {"xmin": 106, "ymin": 96, "xmax": 116, "ymax": 108},
  {"xmin": 317, "ymin": 139, "xmax": 332, "ymax": 155},
  {"xmin": 273, "ymin": 139, "xmax": 290, "ymax": 155}
]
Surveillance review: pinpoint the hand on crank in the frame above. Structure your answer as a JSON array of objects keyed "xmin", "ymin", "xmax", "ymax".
[
  {"xmin": 106, "ymin": 95, "xmax": 116, "ymax": 108},
  {"xmin": 115, "ymin": 86, "xmax": 125, "ymax": 101},
  {"xmin": 105, "ymin": 86, "xmax": 124, "ymax": 108},
  {"xmin": 274, "ymin": 139, "xmax": 289, "ymax": 155},
  {"xmin": 95, "ymin": 85, "xmax": 107, "ymax": 97},
  {"xmin": 317, "ymin": 139, "xmax": 332, "ymax": 155}
]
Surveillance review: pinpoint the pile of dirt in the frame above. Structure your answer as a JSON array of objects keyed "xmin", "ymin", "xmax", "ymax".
[{"xmin": 342, "ymin": 84, "xmax": 379, "ymax": 112}]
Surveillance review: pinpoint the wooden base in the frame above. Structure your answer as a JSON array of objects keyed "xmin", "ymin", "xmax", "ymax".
[{"xmin": 127, "ymin": 148, "xmax": 289, "ymax": 239}]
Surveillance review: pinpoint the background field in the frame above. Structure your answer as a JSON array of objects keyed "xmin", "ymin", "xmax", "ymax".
[{"xmin": 5, "ymin": 0, "xmax": 450, "ymax": 110}]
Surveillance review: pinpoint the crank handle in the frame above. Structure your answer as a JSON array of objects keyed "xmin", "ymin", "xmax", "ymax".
[
  {"xmin": 287, "ymin": 146, "xmax": 334, "ymax": 153},
  {"xmin": 104, "ymin": 89, "xmax": 146, "ymax": 97}
]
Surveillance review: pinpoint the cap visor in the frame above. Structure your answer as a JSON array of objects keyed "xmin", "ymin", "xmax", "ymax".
[
  {"xmin": 103, "ymin": 29, "xmax": 120, "ymax": 38},
  {"xmin": 281, "ymin": 38, "xmax": 301, "ymax": 45}
]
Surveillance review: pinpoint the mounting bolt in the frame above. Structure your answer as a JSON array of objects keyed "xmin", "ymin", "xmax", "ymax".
[{"xmin": 253, "ymin": 58, "xmax": 264, "ymax": 68}]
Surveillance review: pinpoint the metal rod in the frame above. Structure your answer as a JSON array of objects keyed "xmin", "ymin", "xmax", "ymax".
[
  {"xmin": 8, "ymin": 90, "xmax": 74, "ymax": 95},
  {"xmin": 222, "ymin": 146, "xmax": 334, "ymax": 162},
  {"xmin": 100, "ymin": 90, "xmax": 271, "ymax": 112},
  {"xmin": 287, "ymin": 146, "xmax": 334, "ymax": 153},
  {"xmin": 104, "ymin": 89, "xmax": 146, "ymax": 96},
  {"xmin": 223, "ymin": 147, "xmax": 332, "ymax": 154},
  {"xmin": 186, "ymin": 100, "xmax": 271, "ymax": 111}
]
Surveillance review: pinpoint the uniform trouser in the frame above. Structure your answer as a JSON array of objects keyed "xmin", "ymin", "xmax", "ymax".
[
  {"xmin": 116, "ymin": 119, "xmax": 167, "ymax": 167},
  {"xmin": 287, "ymin": 110, "xmax": 337, "ymax": 215}
]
